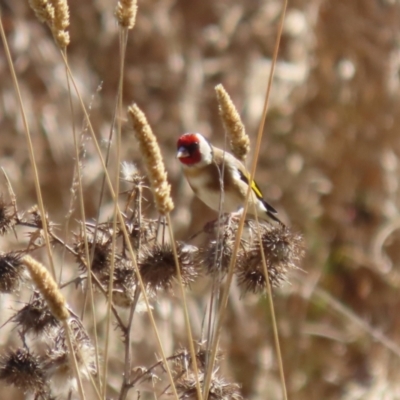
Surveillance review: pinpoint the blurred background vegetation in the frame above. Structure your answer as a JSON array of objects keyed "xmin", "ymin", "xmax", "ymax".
[{"xmin": 1, "ymin": 0, "xmax": 400, "ymax": 399}]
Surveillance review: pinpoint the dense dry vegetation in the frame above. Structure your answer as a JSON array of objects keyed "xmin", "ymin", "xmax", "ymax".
[{"xmin": 1, "ymin": 0, "xmax": 400, "ymax": 399}]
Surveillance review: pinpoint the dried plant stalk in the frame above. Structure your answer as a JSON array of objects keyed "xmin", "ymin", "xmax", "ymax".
[
  {"xmin": 22, "ymin": 255, "xmax": 69, "ymax": 321},
  {"xmin": 215, "ymin": 84, "xmax": 249, "ymax": 162},
  {"xmin": 128, "ymin": 104, "xmax": 174, "ymax": 215},
  {"xmin": 115, "ymin": 0, "xmax": 138, "ymax": 29}
]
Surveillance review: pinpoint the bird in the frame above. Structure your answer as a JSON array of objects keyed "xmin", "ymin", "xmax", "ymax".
[{"xmin": 176, "ymin": 132, "xmax": 284, "ymax": 225}]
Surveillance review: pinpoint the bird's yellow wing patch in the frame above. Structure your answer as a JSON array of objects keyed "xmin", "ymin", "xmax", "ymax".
[{"xmin": 238, "ymin": 169, "xmax": 263, "ymax": 200}]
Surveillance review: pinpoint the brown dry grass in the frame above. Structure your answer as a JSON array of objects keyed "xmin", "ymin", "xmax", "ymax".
[{"xmin": 1, "ymin": 0, "xmax": 400, "ymax": 399}]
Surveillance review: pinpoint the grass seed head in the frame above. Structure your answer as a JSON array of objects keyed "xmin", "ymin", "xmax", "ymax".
[
  {"xmin": 215, "ymin": 84, "xmax": 249, "ymax": 162},
  {"xmin": 115, "ymin": 0, "xmax": 138, "ymax": 29},
  {"xmin": 128, "ymin": 104, "xmax": 174, "ymax": 215}
]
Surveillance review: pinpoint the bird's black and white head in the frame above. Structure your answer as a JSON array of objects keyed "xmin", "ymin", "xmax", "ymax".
[{"xmin": 176, "ymin": 133, "xmax": 213, "ymax": 168}]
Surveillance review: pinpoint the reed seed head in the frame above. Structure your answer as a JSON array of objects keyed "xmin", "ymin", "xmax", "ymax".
[
  {"xmin": 0, "ymin": 348, "xmax": 48, "ymax": 396},
  {"xmin": 139, "ymin": 242, "xmax": 198, "ymax": 293},
  {"xmin": 22, "ymin": 255, "xmax": 69, "ymax": 321},
  {"xmin": 215, "ymin": 84, "xmax": 249, "ymax": 162},
  {"xmin": 28, "ymin": 0, "xmax": 55, "ymax": 24},
  {"xmin": 128, "ymin": 104, "xmax": 174, "ymax": 215},
  {"xmin": 115, "ymin": 0, "xmax": 138, "ymax": 29},
  {"xmin": 0, "ymin": 252, "xmax": 25, "ymax": 293}
]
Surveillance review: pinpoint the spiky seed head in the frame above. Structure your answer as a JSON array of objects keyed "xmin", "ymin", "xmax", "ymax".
[
  {"xmin": 139, "ymin": 242, "xmax": 199, "ymax": 293},
  {"xmin": 110, "ymin": 258, "xmax": 136, "ymax": 307},
  {"xmin": 176, "ymin": 371, "xmax": 243, "ymax": 400},
  {"xmin": 198, "ymin": 218, "xmax": 241, "ymax": 275},
  {"xmin": 44, "ymin": 317, "xmax": 96, "ymax": 396},
  {"xmin": 12, "ymin": 292, "xmax": 60, "ymax": 336},
  {"xmin": 0, "ymin": 196, "xmax": 17, "ymax": 236},
  {"xmin": 0, "ymin": 252, "xmax": 25, "ymax": 293},
  {"xmin": 236, "ymin": 224, "xmax": 305, "ymax": 294},
  {"xmin": 74, "ymin": 229, "xmax": 112, "ymax": 276},
  {"xmin": 0, "ymin": 348, "xmax": 48, "ymax": 395}
]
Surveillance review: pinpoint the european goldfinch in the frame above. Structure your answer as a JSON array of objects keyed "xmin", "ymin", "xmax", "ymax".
[{"xmin": 176, "ymin": 132, "xmax": 283, "ymax": 225}]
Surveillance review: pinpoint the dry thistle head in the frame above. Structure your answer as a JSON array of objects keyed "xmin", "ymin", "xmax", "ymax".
[
  {"xmin": 0, "ymin": 252, "xmax": 25, "ymax": 293},
  {"xmin": 44, "ymin": 316, "xmax": 96, "ymax": 396},
  {"xmin": 139, "ymin": 242, "xmax": 199, "ymax": 293},
  {"xmin": 12, "ymin": 292, "xmax": 60, "ymax": 337},
  {"xmin": 0, "ymin": 195, "xmax": 17, "ymax": 236},
  {"xmin": 176, "ymin": 371, "xmax": 243, "ymax": 400},
  {"xmin": 0, "ymin": 348, "xmax": 48, "ymax": 396},
  {"xmin": 22, "ymin": 255, "xmax": 69, "ymax": 321},
  {"xmin": 74, "ymin": 228, "xmax": 112, "ymax": 277},
  {"xmin": 115, "ymin": 0, "xmax": 138, "ymax": 29},
  {"xmin": 128, "ymin": 104, "xmax": 174, "ymax": 215},
  {"xmin": 236, "ymin": 223, "xmax": 305, "ymax": 294},
  {"xmin": 110, "ymin": 257, "xmax": 136, "ymax": 307},
  {"xmin": 198, "ymin": 218, "xmax": 244, "ymax": 275},
  {"xmin": 215, "ymin": 84, "xmax": 250, "ymax": 162}
]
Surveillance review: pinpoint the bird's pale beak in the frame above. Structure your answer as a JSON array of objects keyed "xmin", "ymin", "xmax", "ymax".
[{"xmin": 177, "ymin": 147, "xmax": 190, "ymax": 159}]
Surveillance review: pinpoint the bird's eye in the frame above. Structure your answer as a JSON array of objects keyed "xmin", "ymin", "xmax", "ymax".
[{"xmin": 187, "ymin": 142, "xmax": 199, "ymax": 153}]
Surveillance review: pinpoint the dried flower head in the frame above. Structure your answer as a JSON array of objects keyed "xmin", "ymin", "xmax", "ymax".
[
  {"xmin": 0, "ymin": 348, "xmax": 48, "ymax": 396},
  {"xmin": 236, "ymin": 224, "xmax": 305, "ymax": 293},
  {"xmin": 121, "ymin": 161, "xmax": 142, "ymax": 186},
  {"xmin": 0, "ymin": 195, "xmax": 17, "ymax": 236},
  {"xmin": 110, "ymin": 258, "xmax": 136, "ymax": 307},
  {"xmin": 128, "ymin": 104, "xmax": 174, "ymax": 215},
  {"xmin": 215, "ymin": 84, "xmax": 249, "ymax": 162},
  {"xmin": 139, "ymin": 242, "xmax": 199, "ymax": 293},
  {"xmin": 74, "ymin": 229, "xmax": 112, "ymax": 276},
  {"xmin": 0, "ymin": 252, "xmax": 25, "ymax": 293},
  {"xmin": 44, "ymin": 317, "xmax": 96, "ymax": 396},
  {"xmin": 12, "ymin": 292, "xmax": 60, "ymax": 336},
  {"xmin": 115, "ymin": 0, "xmax": 138, "ymax": 29},
  {"xmin": 176, "ymin": 371, "xmax": 243, "ymax": 400},
  {"xmin": 22, "ymin": 255, "xmax": 69, "ymax": 321},
  {"xmin": 198, "ymin": 220, "xmax": 241, "ymax": 275}
]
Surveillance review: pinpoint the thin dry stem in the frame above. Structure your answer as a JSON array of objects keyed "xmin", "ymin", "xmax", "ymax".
[
  {"xmin": 22, "ymin": 255, "xmax": 69, "ymax": 322},
  {"xmin": 57, "ymin": 52, "xmax": 179, "ymax": 399},
  {"xmin": 215, "ymin": 84, "xmax": 249, "ymax": 162},
  {"xmin": 115, "ymin": 0, "xmax": 138, "ymax": 29},
  {"xmin": 128, "ymin": 104, "xmax": 174, "ymax": 215},
  {"xmin": 103, "ymin": 28, "xmax": 127, "ymax": 398},
  {"xmin": 0, "ymin": 16, "xmax": 57, "ymax": 280},
  {"xmin": 203, "ymin": 3, "xmax": 289, "ymax": 399}
]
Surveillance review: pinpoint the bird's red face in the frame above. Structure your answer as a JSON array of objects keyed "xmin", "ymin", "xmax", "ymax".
[{"xmin": 176, "ymin": 133, "xmax": 202, "ymax": 165}]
